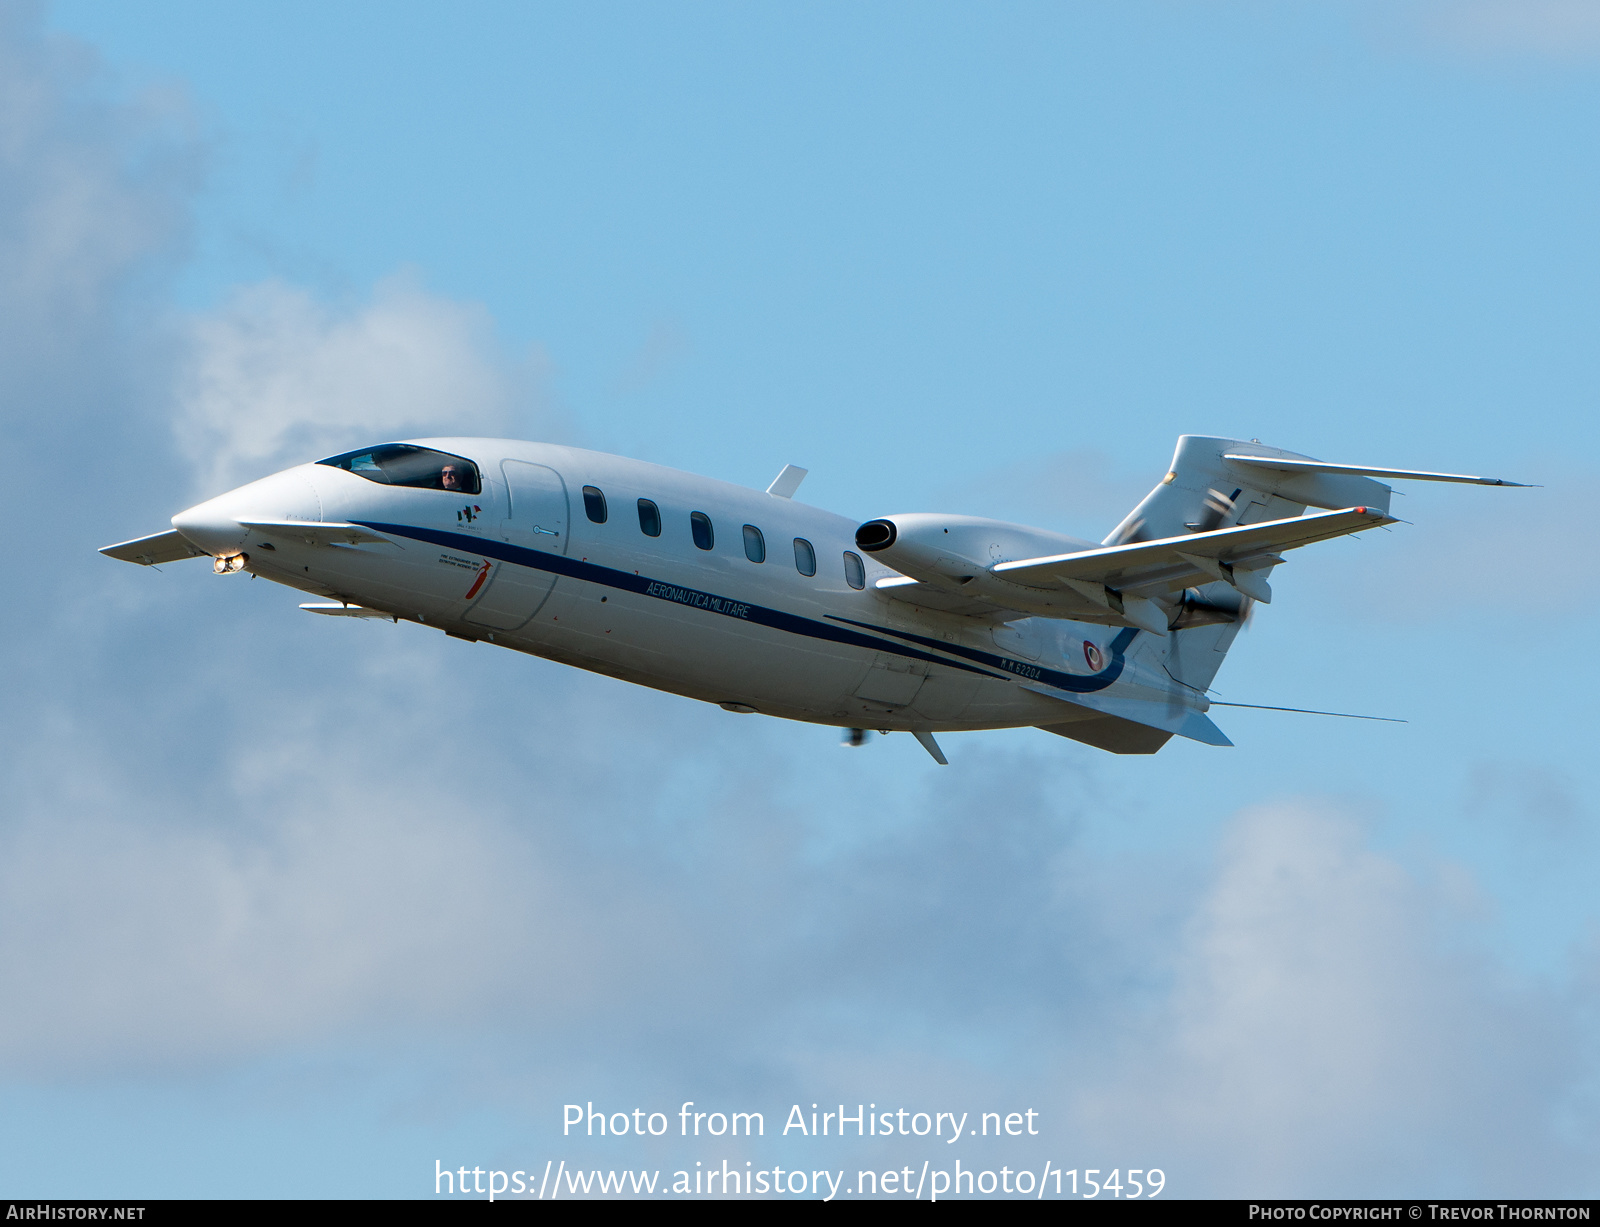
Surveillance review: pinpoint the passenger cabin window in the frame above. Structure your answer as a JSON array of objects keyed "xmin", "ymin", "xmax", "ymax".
[
  {"xmin": 793, "ymin": 538, "xmax": 816, "ymax": 577},
  {"xmin": 637, "ymin": 498, "xmax": 661, "ymax": 537},
  {"xmin": 318, "ymin": 444, "xmax": 481, "ymax": 495},
  {"xmin": 582, "ymin": 485, "xmax": 608, "ymax": 524},
  {"xmin": 843, "ymin": 550, "xmax": 866, "ymax": 590},
  {"xmin": 690, "ymin": 512, "xmax": 714, "ymax": 551},
  {"xmin": 742, "ymin": 525, "xmax": 765, "ymax": 563}
]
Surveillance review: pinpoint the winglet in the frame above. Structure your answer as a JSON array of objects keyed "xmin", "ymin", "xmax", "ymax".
[{"xmin": 766, "ymin": 465, "xmax": 808, "ymax": 498}]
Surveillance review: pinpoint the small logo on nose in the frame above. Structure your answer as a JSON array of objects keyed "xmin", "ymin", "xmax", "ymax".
[{"xmin": 457, "ymin": 504, "xmax": 481, "ymax": 524}]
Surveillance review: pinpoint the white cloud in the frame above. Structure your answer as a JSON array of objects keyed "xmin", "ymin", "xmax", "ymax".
[
  {"xmin": 1076, "ymin": 802, "xmax": 1586, "ymax": 1193},
  {"xmin": 1418, "ymin": 0, "xmax": 1600, "ymax": 58},
  {"xmin": 0, "ymin": 1, "xmax": 196, "ymax": 418},
  {"xmin": 175, "ymin": 275, "xmax": 546, "ymax": 496},
  {"xmin": 0, "ymin": 665, "xmax": 687, "ymax": 1073},
  {"xmin": 1351, "ymin": 0, "xmax": 1600, "ymax": 63},
  {"xmin": 5, "ymin": 676, "xmax": 1593, "ymax": 1192}
]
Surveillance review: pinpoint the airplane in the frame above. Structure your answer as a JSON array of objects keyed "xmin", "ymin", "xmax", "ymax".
[{"xmin": 100, "ymin": 434, "xmax": 1526, "ymax": 764}]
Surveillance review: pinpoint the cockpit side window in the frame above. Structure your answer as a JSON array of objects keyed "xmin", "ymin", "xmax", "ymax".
[{"xmin": 317, "ymin": 444, "xmax": 482, "ymax": 495}]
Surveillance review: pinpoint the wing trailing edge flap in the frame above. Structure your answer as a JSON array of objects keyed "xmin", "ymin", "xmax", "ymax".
[
  {"xmin": 99, "ymin": 530, "xmax": 209, "ymax": 565},
  {"xmin": 992, "ymin": 505, "xmax": 1395, "ymax": 603},
  {"xmin": 1025, "ymin": 684, "xmax": 1232, "ymax": 748}
]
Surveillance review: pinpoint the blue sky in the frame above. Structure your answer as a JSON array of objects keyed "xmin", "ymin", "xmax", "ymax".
[{"xmin": 1, "ymin": 0, "xmax": 1597, "ymax": 1198}]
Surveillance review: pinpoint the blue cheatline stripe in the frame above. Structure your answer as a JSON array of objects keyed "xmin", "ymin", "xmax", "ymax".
[
  {"xmin": 354, "ymin": 521, "xmax": 1002, "ymax": 681},
  {"xmin": 826, "ymin": 615, "xmax": 1141, "ymax": 694}
]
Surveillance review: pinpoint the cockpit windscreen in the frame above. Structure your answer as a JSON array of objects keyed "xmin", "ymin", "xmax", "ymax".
[{"xmin": 318, "ymin": 444, "xmax": 482, "ymax": 494}]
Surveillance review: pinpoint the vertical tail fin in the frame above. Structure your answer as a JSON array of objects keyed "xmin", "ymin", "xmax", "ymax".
[
  {"xmin": 1116, "ymin": 436, "xmax": 1393, "ymax": 693},
  {"xmin": 1106, "ymin": 436, "xmax": 1393, "ymax": 546}
]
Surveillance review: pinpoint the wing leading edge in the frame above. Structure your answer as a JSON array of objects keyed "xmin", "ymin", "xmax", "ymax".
[
  {"xmin": 873, "ymin": 505, "xmax": 1396, "ymax": 624},
  {"xmin": 992, "ymin": 505, "xmax": 1395, "ymax": 604}
]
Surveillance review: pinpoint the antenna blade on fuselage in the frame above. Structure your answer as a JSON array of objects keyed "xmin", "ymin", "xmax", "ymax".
[{"xmin": 766, "ymin": 465, "xmax": 808, "ymax": 498}]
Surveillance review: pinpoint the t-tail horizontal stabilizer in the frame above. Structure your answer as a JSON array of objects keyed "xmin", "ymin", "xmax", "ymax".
[{"xmin": 1220, "ymin": 455, "xmax": 1534, "ymax": 487}]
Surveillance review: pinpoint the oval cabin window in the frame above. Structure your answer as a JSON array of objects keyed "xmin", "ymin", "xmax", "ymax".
[
  {"xmin": 637, "ymin": 499, "xmax": 661, "ymax": 537},
  {"xmin": 743, "ymin": 525, "xmax": 765, "ymax": 563},
  {"xmin": 690, "ymin": 512, "xmax": 714, "ymax": 551},
  {"xmin": 793, "ymin": 538, "xmax": 816, "ymax": 576},
  {"xmin": 843, "ymin": 551, "xmax": 865, "ymax": 590}
]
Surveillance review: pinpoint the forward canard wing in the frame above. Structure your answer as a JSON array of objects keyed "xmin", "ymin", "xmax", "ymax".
[{"xmin": 99, "ymin": 530, "xmax": 210, "ymax": 565}]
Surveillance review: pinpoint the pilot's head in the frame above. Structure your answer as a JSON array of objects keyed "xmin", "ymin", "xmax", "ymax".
[{"xmin": 440, "ymin": 464, "xmax": 463, "ymax": 491}]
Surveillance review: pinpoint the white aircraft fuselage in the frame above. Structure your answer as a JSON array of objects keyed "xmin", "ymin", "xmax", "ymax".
[{"xmin": 104, "ymin": 435, "xmax": 1523, "ymax": 759}]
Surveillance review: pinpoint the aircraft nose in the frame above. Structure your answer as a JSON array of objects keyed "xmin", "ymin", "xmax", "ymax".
[
  {"xmin": 171, "ymin": 496, "xmax": 249, "ymax": 556},
  {"xmin": 171, "ymin": 467, "xmax": 323, "ymax": 556}
]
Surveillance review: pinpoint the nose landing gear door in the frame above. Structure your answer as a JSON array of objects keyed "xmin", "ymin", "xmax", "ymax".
[{"xmin": 463, "ymin": 460, "xmax": 570, "ymax": 631}]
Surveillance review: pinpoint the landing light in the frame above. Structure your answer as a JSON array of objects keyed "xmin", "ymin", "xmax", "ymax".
[{"xmin": 212, "ymin": 553, "xmax": 249, "ymax": 574}]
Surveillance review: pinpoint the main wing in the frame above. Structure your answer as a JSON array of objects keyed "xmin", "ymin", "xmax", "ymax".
[
  {"xmin": 868, "ymin": 505, "xmax": 1395, "ymax": 628},
  {"xmin": 991, "ymin": 505, "xmax": 1394, "ymax": 607}
]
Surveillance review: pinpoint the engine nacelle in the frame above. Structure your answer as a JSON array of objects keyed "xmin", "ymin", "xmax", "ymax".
[{"xmin": 855, "ymin": 514, "xmax": 1096, "ymax": 587}]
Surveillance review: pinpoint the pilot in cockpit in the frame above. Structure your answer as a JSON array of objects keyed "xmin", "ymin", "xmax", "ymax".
[{"xmin": 439, "ymin": 463, "xmax": 466, "ymax": 492}]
